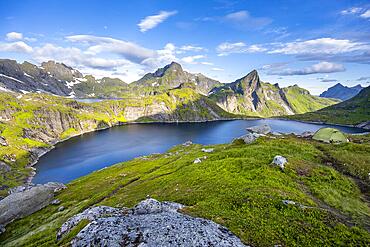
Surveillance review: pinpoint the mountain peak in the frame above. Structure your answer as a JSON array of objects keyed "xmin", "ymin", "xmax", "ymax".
[
  {"xmin": 41, "ymin": 60, "xmax": 82, "ymax": 81},
  {"xmin": 320, "ymin": 83, "xmax": 363, "ymax": 100},
  {"xmin": 153, "ymin": 62, "xmax": 183, "ymax": 77}
]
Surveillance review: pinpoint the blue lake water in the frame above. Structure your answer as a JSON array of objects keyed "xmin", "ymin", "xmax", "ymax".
[{"xmin": 32, "ymin": 119, "xmax": 367, "ymax": 184}]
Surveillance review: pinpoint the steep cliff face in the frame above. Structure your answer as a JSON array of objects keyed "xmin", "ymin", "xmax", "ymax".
[
  {"xmin": 210, "ymin": 70, "xmax": 338, "ymax": 117},
  {"xmin": 131, "ymin": 62, "xmax": 222, "ymax": 96}
]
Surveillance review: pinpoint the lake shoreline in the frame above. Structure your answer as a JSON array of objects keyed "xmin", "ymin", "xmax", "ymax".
[
  {"xmin": 24, "ymin": 116, "xmax": 368, "ymax": 187},
  {"xmin": 26, "ymin": 117, "xmax": 248, "ymax": 186}
]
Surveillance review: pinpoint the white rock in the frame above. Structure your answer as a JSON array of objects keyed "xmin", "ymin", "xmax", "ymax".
[
  {"xmin": 194, "ymin": 158, "xmax": 202, "ymax": 164},
  {"xmin": 201, "ymin": 148, "xmax": 214, "ymax": 153},
  {"xmin": 272, "ymin": 155, "xmax": 287, "ymax": 169}
]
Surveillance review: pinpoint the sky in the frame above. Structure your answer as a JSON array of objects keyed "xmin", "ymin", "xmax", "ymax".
[{"xmin": 0, "ymin": 0, "xmax": 370, "ymax": 95}]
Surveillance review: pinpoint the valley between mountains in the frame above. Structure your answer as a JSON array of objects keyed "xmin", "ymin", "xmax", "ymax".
[{"xmin": 0, "ymin": 59, "xmax": 369, "ymax": 246}]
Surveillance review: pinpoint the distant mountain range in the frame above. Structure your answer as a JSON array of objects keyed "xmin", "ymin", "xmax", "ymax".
[
  {"xmin": 0, "ymin": 59, "xmax": 339, "ymax": 117},
  {"xmin": 320, "ymin": 83, "xmax": 364, "ymax": 101},
  {"xmin": 290, "ymin": 86, "xmax": 370, "ymax": 128}
]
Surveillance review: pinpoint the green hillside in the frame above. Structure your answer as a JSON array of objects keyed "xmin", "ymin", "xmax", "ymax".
[
  {"xmin": 288, "ymin": 86, "xmax": 370, "ymax": 126},
  {"xmin": 1, "ymin": 135, "xmax": 369, "ymax": 246}
]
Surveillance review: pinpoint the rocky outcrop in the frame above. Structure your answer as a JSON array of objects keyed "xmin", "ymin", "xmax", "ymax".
[
  {"xmin": 247, "ymin": 124, "xmax": 271, "ymax": 135},
  {"xmin": 0, "ymin": 182, "xmax": 66, "ymax": 230},
  {"xmin": 58, "ymin": 198, "xmax": 247, "ymax": 247},
  {"xmin": 356, "ymin": 121, "xmax": 370, "ymax": 130},
  {"xmin": 0, "ymin": 136, "xmax": 8, "ymax": 146},
  {"xmin": 236, "ymin": 132, "xmax": 261, "ymax": 144}
]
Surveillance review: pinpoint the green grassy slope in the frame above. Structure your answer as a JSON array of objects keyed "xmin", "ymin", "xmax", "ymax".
[
  {"xmin": 0, "ymin": 89, "xmax": 235, "ymax": 196},
  {"xmin": 1, "ymin": 135, "xmax": 369, "ymax": 246},
  {"xmin": 287, "ymin": 86, "xmax": 370, "ymax": 125},
  {"xmin": 283, "ymin": 85, "xmax": 340, "ymax": 113}
]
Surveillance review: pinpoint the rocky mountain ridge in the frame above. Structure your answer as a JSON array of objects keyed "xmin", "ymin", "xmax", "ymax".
[
  {"xmin": 210, "ymin": 70, "xmax": 338, "ymax": 116},
  {"xmin": 131, "ymin": 61, "xmax": 222, "ymax": 96},
  {"xmin": 320, "ymin": 83, "xmax": 364, "ymax": 101},
  {"xmin": 0, "ymin": 59, "xmax": 339, "ymax": 117}
]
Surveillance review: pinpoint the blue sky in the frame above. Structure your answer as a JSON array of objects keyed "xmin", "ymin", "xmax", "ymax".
[{"xmin": 0, "ymin": 0, "xmax": 370, "ymax": 94}]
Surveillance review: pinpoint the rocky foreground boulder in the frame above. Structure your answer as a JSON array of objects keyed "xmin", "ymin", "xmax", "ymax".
[
  {"xmin": 0, "ymin": 182, "xmax": 66, "ymax": 231},
  {"xmin": 247, "ymin": 124, "xmax": 272, "ymax": 135},
  {"xmin": 58, "ymin": 198, "xmax": 247, "ymax": 247}
]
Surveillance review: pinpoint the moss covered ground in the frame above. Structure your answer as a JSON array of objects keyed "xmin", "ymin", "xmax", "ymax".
[{"xmin": 1, "ymin": 134, "xmax": 369, "ymax": 246}]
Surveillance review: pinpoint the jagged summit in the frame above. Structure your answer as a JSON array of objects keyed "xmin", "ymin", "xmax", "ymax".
[
  {"xmin": 132, "ymin": 61, "xmax": 221, "ymax": 95},
  {"xmin": 209, "ymin": 69, "xmax": 337, "ymax": 116}
]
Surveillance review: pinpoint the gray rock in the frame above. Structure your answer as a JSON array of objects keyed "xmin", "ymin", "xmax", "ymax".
[
  {"xmin": 356, "ymin": 121, "xmax": 370, "ymax": 130},
  {"xmin": 282, "ymin": 200, "xmax": 311, "ymax": 209},
  {"xmin": 0, "ymin": 182, "xmax": 66, "ymax": 227},
  {"xmin": 133, "ymin": 198, "xmax": 163, "ymax": 215},
  {"xmin": 0, "ymin": 161, "xmax": 11, "ymax": 172},
  {"xmin": 8, "ymin": 184, "xmax": 34, "ymax": 194},
  {"xmin": 235, "ymin": 132, "xmax": 262, "ymax": 144},
  {"xmin": 60, "ymin": 198, "xmax": 246, "ymax": 247},
  {"xmin": 51, "ymin": 199, "xmax": 61, "ymax": 205},
  {"xmin": 300, "ymin": 131, "xmax": 314, "ymax": 137},
  {"xmin": 58, "ymin": 206, "xmax": 65, "ymax": 212},
  {"xmin": 57, "ymin": 205, "xmax": 124, "ymax": 240},
  {"xmin": 194, "ymin": 158, "xmax": 202, "ymax": 164},
  {"xmin": 282, "ymin": 200, "xmax": 296, "ymax": 205},
  {"xmin": 271, "ymin": 131, "xmax": 282, "ymax": 136},
  {"xmin": 182, "ymin": 140, "xmax": 193, "ymax": 146},
  {"xmin": 247, "ymin": 124, "xmax": 271, "ymax": 135},
  {"xmin": 0, "ymin": 136, "xmax": 8, "ymax": 146},
  {"xmin": 201, "ymin": 148, "xmax": 214, "ymax": 153},
  {"xmin": 0, "ymin": 224, "xmax": 5, "ymax": 234},
  {"xmin": 272, "ymin": 155, "xmax": 287, "ymax": 170}
]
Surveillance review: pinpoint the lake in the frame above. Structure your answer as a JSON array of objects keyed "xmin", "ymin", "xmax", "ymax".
[{"xmin": 32, "ymin": 119, "xmax": 367, "ymax": 184}]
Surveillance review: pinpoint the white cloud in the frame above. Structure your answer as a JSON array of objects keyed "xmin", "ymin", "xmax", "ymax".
[
  {"xmin": 216, "ymin": 42, "xmax": 266, "ymax": 56},
  {"xmin": 32, "ymin": 43, "xmax": 130, "ymax": 69},
  {"xmin": 360, "ymin": 10, "xmax": 370, "ymax": 18},
  {"xmin": 268, "ymin": 62, "xmax": 345, "ymax": 76},
  {"xmin": 0, "ymin": 41, "xmax": 33, "ymax": 53},
  {"xmin": 6, "ymin": 32, "xmax": 23, "ymax": 41},
  {"xmin": 138, "ymin": 10, "xmax": 177, "ymax": 32},
  {"xmin": 0, "ymin": 33, "xmax": 217, "ymax": 82},
  {"xmin": 5, "ymin": 32, "xmax": 37, "ymax": 42},
  {"xmin": 180, "ymin": 45, "xmax": 205, "ymax": 52},
  {"xmin": 269, "ymin": 38, "xmax": 369, "ymax": 55},
  {"xmin": 340, "ymin": 7, "xmax": 370, "ymax": 19},
  {"xmin": 181, "ymin": 55, "xmax": 205, "ymax": 64},
  {"xmin": 66, "ymin": 35, "xmax": 155, "ymax": 63},
  {"xmin": 225, "ymin": 11, "xmax": 249, "ymax": 22},
  {"xmin": 224, "ymin": 10, "xmax": 272, "ymax": 29},
  {"xmin": 142, "ymin": 43, "xmax": 178, "ymax": 69},
  {"xmin": 211, "ymin": 67, "xmax": 224, "ymax": 71},
  {"xmin": 200, "ymin": 61, "xmax": 214, "ymax": 66},
  {"xmin": 341, "ymin": 7, "xmax": 363, "ymax": 15}
]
